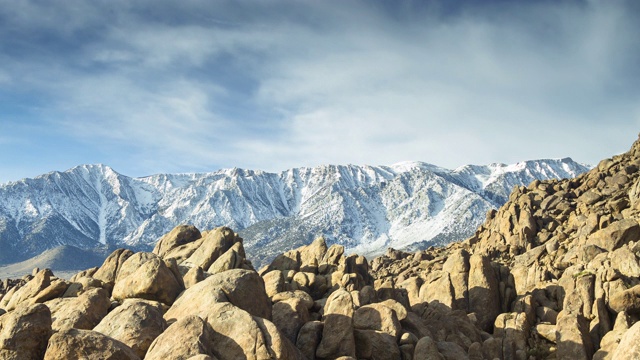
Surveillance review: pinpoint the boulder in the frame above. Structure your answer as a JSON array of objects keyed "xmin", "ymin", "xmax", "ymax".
[
  {"xmin": 183, "ymin": 266, "xmax": 205, "ymax": 289},
  {"xmin": 296, "ymin": 321, "xmax": 323, "ymax": 360},
  {"xmin": 354, "ymin": 329, "xmax": 401, "ymax": 360},
  {"xmin": 145, "ymin": 315, "xmax": 215, "ymax": 360},
  {"xmin": 92, "ymin": 249, "xmax": 134, "ymax": 290},
  {"xmin": 207, "ymin": 242, "xmax": 247, "ymax": 274},
  {"xmin": 468, "ymin": 254, "xmax": 500, "ymax": 332},
  {"xmin": 0, "ymin": 303, "xmax": 52, "ymax": 360},
  {"xmin": 316, "ymin": 288, "xmax": 356, "ymax": 359},
  {"xmin": 165, "ymin": 269, "xmax": 271, "ymax": 323},
  {"xmin": 610, "ymin": 321, "xmax": 640, "ymax": 360},
  {"xmin": 300, "ymin": 237, "xmax": 328, "ymax": 272},
  {"xmin": 437, "ymin": 341, "xmax": 469, "ymax": 360},
  {"xmin": 254, "ymin": 316, "xmax": 305, "ymax": 360},
  {"xmin": 3, "ymin": 269, "xmax": 52, "ymax": 311},
  {"xmin": 152, "ymin": 224, "xmax": 201, "ymax": 259},
  {"xmin": 272, "ymin": 290, "xmax": 314, "ymax": 310},
  {"xmin": 272, "ymin": 298, "xmax": 310, "ymax": 344},
  {"xmin": 183, "ymin": 227, "xmax": 238, "ymax": 270},
  {"xmin": 608, "ymin": 284, "xmax": 640, "ymax": 314},
  {"xmin": 262, "ymin": 270, "xmax": 285, "ymax": 298},
  {"xmin": 353, "ymin": 302, "xmax": 401, "ymax": 338},
  {"xmin": 112, "ymin": 252, "xmax": 183, "ymax": 305},
  {"xmin": 93, "ymin": 299, "xmax": 167, "ymax": 358},
  {"xmin": 413, "ymin": 336, "xmax": 443, "ymax": 360},
  {"xmin": 203, "ymin": 302, "xmax": 301, "ymax": 360},
  {"xmin": 44, "ymin": 328, "xmax": 140, "ymax": 360},
  {"xmin": 556, "ymin": 313, "xmax": 594, "ymax": 360},
  {"xmin": 48, "ymin": 287, "xmax": 111, "ymax": 330},
  {"xmin": 587, "ymin": 219, "xmax": 640, "ymax": 251}
]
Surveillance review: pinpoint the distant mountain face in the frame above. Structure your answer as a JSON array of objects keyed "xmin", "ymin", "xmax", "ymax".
[{"xmin": 0, "ymin": 159, "xmax": 590, "ymax": 266}]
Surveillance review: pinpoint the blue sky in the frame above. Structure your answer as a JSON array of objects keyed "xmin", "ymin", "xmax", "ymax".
[{"xmin": 1, "ymin": 0, "xmax": 639, "ymax": 183}]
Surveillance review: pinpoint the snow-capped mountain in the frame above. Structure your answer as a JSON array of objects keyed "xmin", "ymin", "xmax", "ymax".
[{"xmin": 0, "ymin": 159, "xmax": 590, "ymax": 266}]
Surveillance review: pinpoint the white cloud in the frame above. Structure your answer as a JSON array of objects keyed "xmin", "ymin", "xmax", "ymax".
[{"xmin": 0, "ymin": 0, "xmax": 638, "ymax": 180}]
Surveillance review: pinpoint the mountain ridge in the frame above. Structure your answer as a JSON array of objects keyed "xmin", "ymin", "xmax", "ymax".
[{"xmin": 0, "ymin": 158, "xmax": 590, "ymax": 266}]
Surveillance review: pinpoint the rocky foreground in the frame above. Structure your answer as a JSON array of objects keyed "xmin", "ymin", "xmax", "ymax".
[{"xmin": 1, "ymin": 138, "xmax": 640, "ymax": 360}]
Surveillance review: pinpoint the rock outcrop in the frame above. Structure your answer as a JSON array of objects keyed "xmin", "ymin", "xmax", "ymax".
[{"xmin": 1, "ymin": 136, "xmax": 640, "ymax": 359}]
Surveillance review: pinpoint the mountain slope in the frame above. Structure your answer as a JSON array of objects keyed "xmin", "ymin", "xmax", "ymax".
[{"xmin": 0, "ymin": 159, "xmax": 589, "ymax": 265}]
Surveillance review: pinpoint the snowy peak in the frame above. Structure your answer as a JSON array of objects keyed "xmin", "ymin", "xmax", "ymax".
[{"xmin": 0, "ymin": 159, "xmax": 590, "ymax": 265}]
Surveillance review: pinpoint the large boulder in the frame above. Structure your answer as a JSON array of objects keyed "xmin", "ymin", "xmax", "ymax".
[
  {"xmin": 296, "ymin": 321, "xmax": 323, "ymax": 360},
  {"xmin": 0, "ymin": 303, "xmax": 52, "ymax": 360},
  {"xmin": 468, "ymin": 253, "xmax": 500, "ymax": 332},
  {"xmin": 112, "ymin": 252, "xmax": 183, "ymax": 305},
  {"xmin": 207, "ymin": 242, "xmax": 249, "ymax": 274},
  {"xmin": 203, "ymin": 302, "xmax": 303, "ymax": 360},
  {"xmin": 2, "ymin": 269, "xmax": 52, "ymax": 311},
  {"xmin": 353, "ymin": 303, "xmax": 401, "ymax": 338},
  {"xmin": 611, "ymin": 321, "xmax": 640, "ymax": 360},
  {"xmin": 316, "ymin": 288, "xmax": 356, "ymax": 359},
  {"xmin": 272, "ymin": 298, "xmax": 310, "ymax": 344},
  {"xmin": 93, "ymin": 299, "xmax": 167, "ymax": 358},
  {"xmin": 92, "ymin": 249, "xmax": 134, "ymax": 290},
  {"xmin": 608, "ymin": 284, "xmax": 640, "ymax": 314},
  {"xmin": 48, "ymin": 287, "xmax": 111, "ymax": 330},
  {"xmin": 587, "ymin": 219, "xmax": 640, "ymax": 251},
  {"xmin": 414, "ymin": 336, "xmax": 444, "ymax": 360},
  {"xmin": 43, "ymin": 328, "xmax": 140, "ymax": 360},
  {"xmin": 153, "ymin": 225, "xmax": 201, "ymax": 259},
  {"xmin": 165, "ymin": 269, "xmax": 271, "ymax": 323},
  {"xmin": 145, "ymin": 315, "xmax": 216, "ymax": 360},
  {"xmin": 183, "ymin": 227, "xmax": 239, "ymax": 270}
]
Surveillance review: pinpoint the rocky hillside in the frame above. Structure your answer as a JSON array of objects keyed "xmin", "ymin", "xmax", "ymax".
[
  {"xmin": 0, "ymin": 159, "xmax": 588, "ymax": 266},
  {"xmin": 0, "ymin": 137, "xmax": 638, "ymax": 359}
]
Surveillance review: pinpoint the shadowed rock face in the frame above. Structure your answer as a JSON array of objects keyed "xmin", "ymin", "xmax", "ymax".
[{"xmin": 2, "ymin": 136, "xmax": 640, "ymax": 359}]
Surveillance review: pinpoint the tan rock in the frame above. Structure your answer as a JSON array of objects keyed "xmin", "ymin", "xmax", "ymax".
[
  {"xmin": 165, "ymin": 268, "xmax": 271, "ymax": 323},
  {"xmin": 272, "ymin": 298, "xmax": 310, "ymax": 344},
  {"xmin": 608, "ymin": 284, "xmax": 640, "ymax": 314},
  {"xmin": 3, "ymin": 269, "xmax": 52, "ymax": 311},
  {"xmin": 587, "ymin": 218, "xmax": 640, "ymax": 251},
  {"xmin": 31, "ymin": 279, "xmax": 70, "ymax": 304},
  {"xmin": 183, "ymin": 227, "xmax": 238, "ymax": 270},
  {"xmin": 272, "ymin": 290, "xmax": 314, "ymax": 310},
  {"xmin": 354, "ymin": 329, "xmax": 401, "ymax": 360},
  {"xmin": 609, "ymin": 318, "xmax": 640, "ymax": 360},
  {"xmin": 183, "ymin": 266, "xmax": 205, "ymax": 289},
  {"xmin": 468, "ymin": 253, "xmax": 500, "ymax": 332},
  {"xmin": 262, "ymin": 270, "xmax": 285, "ymax": 298},
  {"xmin": 152, "ymin": 224, "xmax": 201, "ymax": 259},
  {"xmin": 413, "ymin": 336, "xmax": 443, "ymax": 360},
  {"xmin": 254, "ymin": 316, "xmax": 305, "ymax": 360},
  {"xmin": 112, "ymin": 252, "xmax": 183, "ymax": 305},
  {"xmin": 300, "ymin": 237, "xmax": 328, "ymax": 272},
  {"xmin": 296, "ymin": 321, "xmax": 323, "ymax": 360},
  {"xmin": 316, "ymin": 288, "xmax": 356, "ymax": 359},
  {"xmin": 556, "ymin": 312, "xmax": 593, "ymax": 360},
  {"xmin": 0, "ymin": 303, "xmax": 52, "ymax": 360},
  {"xmin": 207, "ymin": 241, "xmax": 247, "ymax": 274},
  {"xmin": 353, "ymin": 302, "xmax": 401, "ymax": 338},
  {"xmin": 419, "ymin": 272, "xmax": 454, "ymax": 309},
  {"xmin": 92, "ymin": 249, "xmax": 134, "ymax": 290},
  {"xmin": 93, "ymin": 299, "xmax": 167, "ymax": 358},
  {"xmin": 49, "ymin": 287, "xmax": 110, "ymax": 330},
  {"xmin": 145, "ymin": 315, "xmax": 215, "ymax": 360},
  {"xmin": 43, "ymin": 328, "xmax": 140, "ymax": 360},
  {"xmin": 203, "ymin": 302, "xmax": 300, "ymax": 360}
]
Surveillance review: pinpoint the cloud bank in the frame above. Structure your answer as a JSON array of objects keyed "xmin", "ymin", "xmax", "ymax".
[{"xmin": 0, "ymin": 0, "xmax": 639, "ymax": 182}]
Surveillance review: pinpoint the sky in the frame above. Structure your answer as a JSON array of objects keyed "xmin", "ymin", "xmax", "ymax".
[{"xmin": 1, "ymin": 0, "xmax": 639, "ymax": 183}]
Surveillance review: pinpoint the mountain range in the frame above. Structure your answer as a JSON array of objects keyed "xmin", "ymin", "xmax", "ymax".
[{"xmin": 0, "ymin": 159, "xmax": 589, "ymax": 267}]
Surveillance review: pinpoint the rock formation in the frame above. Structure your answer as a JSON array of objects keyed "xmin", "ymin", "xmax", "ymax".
[{"xmin": 1, "ymin": 135, "xmax": 640, "ymax": 359}]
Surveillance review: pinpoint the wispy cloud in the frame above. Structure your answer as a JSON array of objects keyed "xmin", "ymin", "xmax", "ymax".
[{"xmin": 0, "ymin": 0, "xmax": 638, "ymax": 182}]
